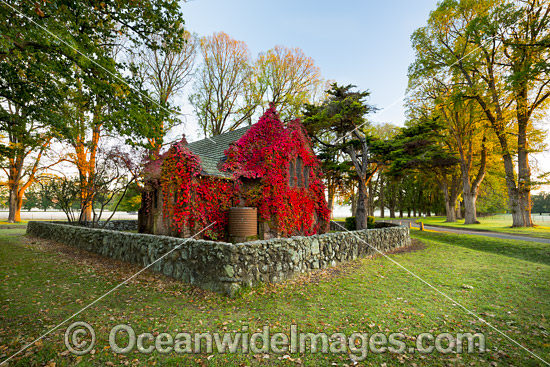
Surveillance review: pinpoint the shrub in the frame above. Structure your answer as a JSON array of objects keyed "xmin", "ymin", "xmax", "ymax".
[
  {"xmin": 367, "ymin": 216, "xmax": 375, "ymax": 229},
  {"xmin": 344, "ymin": 216, "xmax": 374, "ymax": 230},
  {"xmin": 345, "ymin": 216, "xmax": 356, "ymax": 230}
]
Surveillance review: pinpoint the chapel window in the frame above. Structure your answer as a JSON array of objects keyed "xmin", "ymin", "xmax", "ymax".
[{"xmin": 296, "ymin": 157, "xmax": 303, "ymax": 187}]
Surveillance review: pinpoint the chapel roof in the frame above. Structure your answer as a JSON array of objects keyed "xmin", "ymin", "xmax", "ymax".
[{"xmin": 186, "ymin": 125, "xmax": 251, "ymax": 177}]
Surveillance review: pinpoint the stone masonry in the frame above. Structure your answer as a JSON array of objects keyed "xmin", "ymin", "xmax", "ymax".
[{"xmin": 27, "ymin": 221, "xmax": 410, "ymax": 297}]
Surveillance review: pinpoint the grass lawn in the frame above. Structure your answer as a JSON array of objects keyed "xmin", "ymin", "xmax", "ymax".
[
  {"xmin": 0, "ymin": 228, "xmax": 549, "ymax": 366},
  {"xmin": 417, "ymin": 216, "xmax": 550, "ymax": 239},
  {"xmin": 0, "ymin": 221, "xmax": 28, "ymax": 227}
]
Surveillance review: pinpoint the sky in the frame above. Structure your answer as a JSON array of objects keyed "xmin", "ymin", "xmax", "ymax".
[
  {"xmin": 174, "ymin": 0, "xmax": 549, "ymax": 190},
  {"xmin": 175, "ymin": 0, "xmax": 440, "ymax": 140}
]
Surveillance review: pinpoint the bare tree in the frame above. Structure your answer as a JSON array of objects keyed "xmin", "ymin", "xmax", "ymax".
[
  {"xmin": 89, "ymin": 148, "xmax": 137, "ymax": 227},
  {"xmin": 138, "ymin": 31, "xmax": 198, "ymax": 151},
  {"xmin": 189, "ymin": 32, "xmax": 259, "ymax": 136}
]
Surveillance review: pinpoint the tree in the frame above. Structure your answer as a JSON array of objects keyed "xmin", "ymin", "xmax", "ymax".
[
  {"xmin": 532, "ymin": 192, "xmax": 550, "ymax": 214},
  {"xmin": 114, "ymin": 182, "xmax": 142, "ymax": 212},
  {"xmin": 303, "ymin": 103, "xmax": 350, "ymax": 215},
  {"xmin": 22, "ymin": 181, "xmax": 51, "ymax": 211},
  {"xmin": 41, "ymin": 176, "xmax": 82, "ymax": 222},
  {"xmin": 256, "ymin": 45, "xmax": 322, "ymax": 120},
  {"xmin": 190, "ymin": 32, "xmax": 259, "ymax": 136},
  {"xmin": 439, "ymin": 98, "xmax": 489, "ymax": 224},
  {"xmin": 0, "ymin": 0, "xmax": 187, "ymax": 222},
  {"xmin": 88, "ymin": 149, "xmax": 137, "ymax": 226},
  {"xmin": 410, "ymin": 0, "xmax": 550, "ymax": 227},
  {"xmin": 303, "ymin": 83, "xmax": 381, "ymax": 229},
  {"xmin": 0, "ymin": 33, "xmax": 65, "ymax": 222},
  {"xmin": 136, "ymin": 31, "xmax": 198, "ymax": 152},
  {"xmin": 385, "ymin": 117, "xmax": 460, "ymax": 222},
  {"xmin": 407, "ymin": 72, "xmax": 492, "ymax": 223}
]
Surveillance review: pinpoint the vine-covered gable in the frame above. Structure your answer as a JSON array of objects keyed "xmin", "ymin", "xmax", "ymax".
[{"xmin": 223, "ymin": 105, "xmax": 330, "ymax": 236}]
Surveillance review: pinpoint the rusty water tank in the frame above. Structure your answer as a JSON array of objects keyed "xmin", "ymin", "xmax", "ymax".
[{"xmin": 229, "ymin": 207, "xmax": 257, "ymax": 238}]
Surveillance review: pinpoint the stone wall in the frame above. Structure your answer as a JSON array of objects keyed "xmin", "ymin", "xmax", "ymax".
[
  {"xmin": 72, "ymin": 220, "xmax": 138, "ymax": 231},
  {"xmin": 27, "ymin": 221, "xmax": 410, "ymax": 297},
  {"xmin": 329, "ymin": 220, "xmax": 346, "ymax": 231}
]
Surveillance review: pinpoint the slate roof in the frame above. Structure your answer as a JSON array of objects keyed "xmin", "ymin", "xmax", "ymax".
[{"xmin": 186, "ymin": 126, "xmax": 251, "ymax": 177}]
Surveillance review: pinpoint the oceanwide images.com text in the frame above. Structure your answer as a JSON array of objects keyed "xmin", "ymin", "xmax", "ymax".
[{"xmin": 65, "ymin": 322, "xmax": 486, "ymax": 361}]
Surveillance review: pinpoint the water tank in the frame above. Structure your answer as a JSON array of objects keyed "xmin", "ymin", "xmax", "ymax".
[{"xmin": 229, "ymin": 207, "xmax": 257, "ymax": 238}]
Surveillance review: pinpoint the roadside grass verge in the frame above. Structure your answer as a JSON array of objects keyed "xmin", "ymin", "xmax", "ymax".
[
  {"xmin": 0, "ymin": 228, "xmax": 548, "ymax": 366},
  {"xmin": 417, "ymin": 216, "xmax": 550, "ymax": 239}
]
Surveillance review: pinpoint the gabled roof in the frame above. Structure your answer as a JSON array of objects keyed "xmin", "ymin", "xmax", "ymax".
[{"xmin": 186, "ymin": 126, "xmax": 251, "ymax": 177}]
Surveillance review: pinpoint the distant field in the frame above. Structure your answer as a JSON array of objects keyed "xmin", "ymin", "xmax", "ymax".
[
  {"xmin": 0, "ymin": 210, "xmax": 137, "ymax": 222},
  {"xmin": 417, "ymin": 215, "xmax": 550, "ymax": 239}
]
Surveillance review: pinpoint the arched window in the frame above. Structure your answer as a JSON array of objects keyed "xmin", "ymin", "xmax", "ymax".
[
  {"xmin": 289, "ymin": 157, "xmax": 311, "ymax": 188},
  {"xmin": 153, "ymin": 188, "xmax": 159, "ymax": 209},
  {"xmin": 296, "ymin": 157, "xmax": 303, "ymax": 187}
]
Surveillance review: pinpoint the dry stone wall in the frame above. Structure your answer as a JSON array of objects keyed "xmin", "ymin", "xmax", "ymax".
[{"xmin": 27, "ymin": 221, "xmax": 410, "ymax": 297}]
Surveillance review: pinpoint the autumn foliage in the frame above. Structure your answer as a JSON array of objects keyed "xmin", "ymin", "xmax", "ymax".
[
  {"xmin": 224, "ymin": 105, "xmax": 330, "ymax": 236},
  {"xmin": 158, "ymin": 105, "xmax": 329, "ymax": 240},
  {"xmin": 159, "ymin": 144, "xmax": 236, "ymax": 240}
]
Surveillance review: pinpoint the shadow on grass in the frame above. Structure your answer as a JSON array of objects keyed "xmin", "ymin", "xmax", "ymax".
[{"xmin": 413, "ymin": 230, "xmax": 550, "ymax": 267}]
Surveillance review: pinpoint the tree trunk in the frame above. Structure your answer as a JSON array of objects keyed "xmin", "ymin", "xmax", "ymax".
[
  {"xmin": 501, "ymin": 151, "xmax": 526, "ymax": 227},
  {"xmin": 517, "ymin": 110, "xmax": 533, "ymax": 227},
  {"xmin": 463, "ymin": 193, "xmax": 478, "ymax": 224},
  {"xmin": 379, "ymin": 175, "xmax": 385, "ymax": 218},
  {"xmin": 74, "ymin": 110, "xmax": 102, "ymax": 224},
  {"xmin": 439, "ymin": 176, "xmax": 460, "ymax": 223},
  {"xmin": 367, "ymin": 180, "xmax": 374, "ymax": 217},
  {"xmin": 7, "ymin": 188, "xmax": 23, "ymax": 223},
  {"xmin": 6, "ymin": 141, "xmax": 48, "ymax": 223},
  {"xmin": 327, "ymin": 186, "xmax": 335, "ymax": 218},
  {"xmin": 444, "ymin": 192, "xmax": 457, "ymax": 222},
  {"xmin": 492, "ymin": 132, "xmax": 531, "ymax": 227},
  {"xmin": 356, "ymin": 179, "xmax": 368, "ymax": 229},
  {"xmin": 81, "ymin": 201, "xmax": 93, "ymax": 221},
  {"xmin": 445, "ymin": 199, "xmax": 457, "ymax": 222},
  {"xmin": 398, "ymin": 188, "xmax": 404, "ymax": 218},
  {"xmin": 7, "ymin": 161, "xmax": 24, "ymax": 222},
  {"xmin": 389, "ymin": 199, "xmax": 396, "ymax": 219},
  {"xmin": 345, "ymin": 131, "xmax": 378, "ymax": 228}
]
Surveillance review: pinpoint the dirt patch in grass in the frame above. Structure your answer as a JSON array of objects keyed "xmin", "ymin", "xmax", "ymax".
[
  {"xmin": 290, "ymin": 258, "xmax": 365, "ymax": 286},
  {"xmin": 387, "ymin": 238, "xmax": 425, "ymax": 254}
]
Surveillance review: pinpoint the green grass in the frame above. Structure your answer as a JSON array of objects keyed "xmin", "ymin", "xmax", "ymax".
[
  {"xmin": 0, "ymin": 221, "xmax": 29, "ymax": 226},
  {"xmin": 0, "ymin": 228, "xmax": 549, "ymax": 366},
  {"xmin": 417, "ymin": 215, "xmax": 550, "ymax": 239}
]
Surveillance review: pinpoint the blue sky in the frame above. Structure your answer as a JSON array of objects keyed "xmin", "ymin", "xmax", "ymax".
[{"xmin": 177, "ymin": 0, "xmax": 440, "ymax": 139}]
